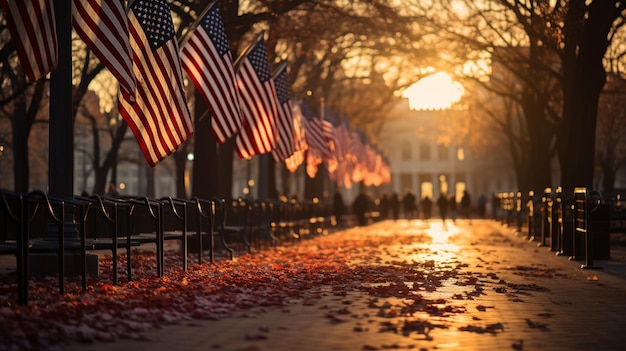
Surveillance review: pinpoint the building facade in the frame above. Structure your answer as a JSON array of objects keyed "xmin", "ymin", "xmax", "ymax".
[{"xmin": 378, "ymin": 99, "xmax": 515, "ymax": 211}]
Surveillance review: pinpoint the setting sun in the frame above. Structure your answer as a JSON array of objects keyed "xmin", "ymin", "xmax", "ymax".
[{"xmin": 402, "ymin": 72, "xmax": 464, "ymax": 111}]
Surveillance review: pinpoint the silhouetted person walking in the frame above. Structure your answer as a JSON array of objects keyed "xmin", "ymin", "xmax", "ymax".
[
  {"xmin": 379, "ymin": 193, "xmax": 390, "ymax": 219},
  {"xmin": 449, "ymin": 194, "xmax": 457, "ymax": 223},
  {"xmin": 352, "ymin": 190, "xmax": 369, "ymax": 226},
  {"xmin": 421, "ymin": 196, "xmax": 433, "ymax": 220},
  {"xmin": 333, "ymin": 191, "xmax": 346, "ymax": 227},
  {"xmin": 403, "ymin": 190, "xmax": 417, "ymax": 219},
  {"xmin": 390, "ymin": 193, "xmax": 400, "ymax": 220},
  {"xmin": 437, "ymin": 194, "xmax": 449, "ymax": 222},
  {"xmin": 461, "ymin": 190, "xmax": 472, "ymax": 222}
]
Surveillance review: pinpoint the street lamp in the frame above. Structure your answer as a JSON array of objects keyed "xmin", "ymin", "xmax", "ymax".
[{"xmin": 185, "ymin": 153, "xmax": 194, "ymax": 198}]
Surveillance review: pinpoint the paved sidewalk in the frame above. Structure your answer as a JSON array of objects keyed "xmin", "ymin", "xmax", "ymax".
[{"xmin": 57, "ymin": 219, "xmax": 626, "ymax": 351}]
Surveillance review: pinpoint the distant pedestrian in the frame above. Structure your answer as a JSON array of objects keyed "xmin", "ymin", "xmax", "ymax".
[
  {"xmin": 352, "ymin": 190, "xmax": 370, "ymax": 226},
  {"xmin": 437, "ymin": 194, "xmax": 449, "ymax": 222},
  {"xmin": 461, "ymin": 190, "xmax": 471, "ymax": 221},
  {"xmin": 333, "ymin": 191, "xmax": 346, "ymax": 227},
  {"xmin": 379, "ymin": 193, "xmax": 390, "ymax": 220},
  {"xmin": 478, "ymin": 194, "xmax": 487, "ymax": 218},
  {"xmin": 390, "ymin": 193, "xmax": 401, "ymax": 220},
  {"xmin": 403, "ymin": 190, "xmax": 417, "ymax": 219},
  {"xmin": 491, "ymin": 193, "xmax": 500, "ymax": 220},
  {"xmin": 421, "ymin": 196, "xmax": 433, "ymax": 220},
  {"xmin": 449, "ymin": 194, "xmax": 457, "ymax": 223}
]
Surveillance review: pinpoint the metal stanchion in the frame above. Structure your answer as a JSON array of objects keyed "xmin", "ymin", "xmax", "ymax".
[
  {"xmin": 580, "ymin": 189, "xmax": 604, "ymax": 270},
  {"xmin": 550, "ymin": 187, "xmax": 563, "ymax": 255},
  {"xmin": 538, "ymin": 188, "xmax": 551, "ymax": 247},
  {"xmin": 516, "ymin": 191, "xmax": 523, "ymax": 233},
  {"xmin": 527, "ymin": 191, "xmax": 535, "ymax": 241},
  {"xmin": 550, "ymin": 187, "xmax": 562, "ymax": 252}
]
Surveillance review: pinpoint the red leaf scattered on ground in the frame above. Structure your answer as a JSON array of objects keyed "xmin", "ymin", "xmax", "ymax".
[{"xmin": 0, "ymin": 223, "xmax": 561, "ymax": 349}]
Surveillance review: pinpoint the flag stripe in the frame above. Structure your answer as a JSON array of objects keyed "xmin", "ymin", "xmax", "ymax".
[
  {"xmin": 271, "ymin": 63, "xmax": 296, "ymax": 162},
  {"xmin": 284, "ymin": 103, "xmax": 307, "ymax": 172},
  {"xmin": 236, "ymin": 63, "xmax": 277, "ymax": 155},
  {"xmin": 119, "ymin": 0, "xmax": 193, "ymax": 166},
  {"xmin": 1, "ymin": 0, "xmax": 57, "ymax": 82},
  {"xmin": 234, "ymin": 36, "xmax": 279, "ymax": 159},
  {"xmin": 180, "ymin": 2, "xmax": 241, "ymax": 143},
  {"xmin": 303, "ymin": 117, "xmax": 330, "ymax": 158},
  {"xmin": 292, "ymin": 104, "xmax": 308, "ymax": 152},
  {"xmin": 72, "ymin": 0, "xmax": 135, "ymax": 100},
  {"xmin": 182, "ymin": 37, "xmax": 239, "ymax": 140},
  {"xmin": 272, "ymin": 99, "xmax": 296, "ymax": 162}
]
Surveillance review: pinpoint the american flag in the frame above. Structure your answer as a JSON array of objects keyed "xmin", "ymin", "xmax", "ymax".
[
  {"xmin": 301, "ymin": 100, "xmax": 330, "ymax": 159},
  {"xmin": 72, "ymin": 0, "xmax": 135, "ymax": 101},
  {"xmin": 285, "ymin": 148, "xmax": 304, "ymax": 173},
  {"xmin": 300, "ymin": 100, "xmax": 330, "ymax": 178},
  {"xmin": 234, "ymin": 34, "xmax": 279, "ymax": 159},
  {"xmin": 332, "ymin": 120, "xmax": 349, "ymax": 162},
  {"xmin": 284, "ymin": 103, "xmax": 307, "ymax": 172},
  {"xmin": 119, "ymin": 0, "xmax": 193, "ymax": 167},
  {"xmin": 0, "ymin": 0, "xmax": 57, "ymax": 82},
  {"xmin": 291, "ymin": 103, "xmax": 308, "ymax": 153},
  {"xmin": 270, "ymin": 61, "xmax": 296, "ymax": 163},
  {"xmin": 180, "ymin": 1, "xmax": 241, "ymax": 144},
  {"xmin": 321, "ymin": 117, "xmax": 336, "ymax": 150},
  {"xmin": 328, "ymin": 121, "xmax": 351, "ymax": 187},
  {"xmin": 320, "ymin": 107, "xmax": 339, "ymax": 172},
  {"xmin": 349, "ymin": 130, "xmax": 369, "ymax": 182}
]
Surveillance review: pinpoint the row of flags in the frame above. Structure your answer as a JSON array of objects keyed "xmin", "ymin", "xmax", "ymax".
[
  {"xmin": 299, "ymin": 102, "xmax": 391, "ymax": 188},
  {"xmin": 0, "ymin": 0, "xmax": 390, "ymax": 187}
]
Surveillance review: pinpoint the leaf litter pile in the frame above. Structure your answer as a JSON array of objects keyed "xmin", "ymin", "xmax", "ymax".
[{"xmin": 0, "ymin": 220, "xmax": 563, "ymax": 350}]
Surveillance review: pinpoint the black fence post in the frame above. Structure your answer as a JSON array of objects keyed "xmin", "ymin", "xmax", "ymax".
[
  {"xmin": 551, "ymin": 187, "xmax": 562, "ymax": 252},
  {"xmin": 527, "ymin": 191, "xmax": 535, "ymax": 240},
  {"xmin": 570, "ymin": 188, "xmax": 585, "ymax": 261},
  {"xmin": 571, "ymin": 188, "xmax": 604, "ymax": 269},
  {"xmin": 516, "ymin": 191, "xmax": 523, "ymax": 233},
  {"xmin": 537, "ymin": 188, "xmax": 552, "ymax": 247},
  {"xmin": 557, "ymin": 190, "xmax": 574, "ymax": 257}
]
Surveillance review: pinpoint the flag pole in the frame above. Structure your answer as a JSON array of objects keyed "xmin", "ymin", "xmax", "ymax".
[
  {"xmin": 233, "ymin": 31, "xmax": 265, "ymax": 70},
  {"xmin": 178, "ymin": 0, "xmax": 218, "ymax": 47},
  {"xmin": 49, "ymin": 0, "xmax": 73, "ymax": 199}
]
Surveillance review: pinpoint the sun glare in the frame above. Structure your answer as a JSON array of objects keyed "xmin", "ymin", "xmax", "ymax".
[{"xmin": 402, "ymin": 72, "xmax": 464, "ymax": 111}]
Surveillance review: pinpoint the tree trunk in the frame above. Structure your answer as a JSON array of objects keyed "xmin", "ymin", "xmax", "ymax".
[
  {"xmin": 521, "ymin": 93, "xmax": 553, "ymax": 191},
  {"xmin": 191, "ymin": 92, "xmax": 218, "ymax": 199},
  {"xmin": 305, "ymin": 162, "xmax": 325, "ymax": 200},
  {"xmin": 10, "ymin": 76, "xmax": 44, "ymax": 192},
  {"xmin": 145, "ymin": 165, "xmax": 155, "ymax": 198},
  {"xmin": 265, "ymin": 155, "xmax": 278, "ymax": 199},
  {"xmin": 174, "ymin": 147, "xmax": 187, "ymax": 199},
  {"xmin": 559, "ymin": 1, "xmax": 619, "ymax": 190},
  {"xmin": 507, "ymin": 132, "xmax": 532, "ymax": 193},
  {"xmin": 91, "ymin": 119, "xmax": 127, "ymax": 195},
  {"xmin": 217, "ymin": 138, "xmax": 235, "ymax": 199},
  {"xmin": 601, "ymin": 162, "xmax": 615, "ymax": 195},
  {"xmin": 12, "ymin": 101, "xmax": 29, "ymax": 192},
  {"xmin": 279, "ymin": 164, "xmax": 292, "ymax": 197}
]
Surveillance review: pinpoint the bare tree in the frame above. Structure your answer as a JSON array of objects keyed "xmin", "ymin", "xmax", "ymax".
[
  {"xmin": 560, "ymin": 1, "xmax": 626, "ymax": 190},
  {"xmin": 595, "ymin": 75, "xmax": 626, "ymax": 194},
  {"xmin": 0, "ymin": 42, "xmax": 48, "ymax": 192}
]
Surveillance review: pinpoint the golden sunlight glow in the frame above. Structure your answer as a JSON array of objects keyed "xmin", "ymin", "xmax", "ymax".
[
  {"xmin": 426, "ymin": 221, "xmax": 461, "ymax": 245},
  {"xmin": 411, "ymin": 221, "xmax": 461, "ymax": 265},
  {"xmin": 402, "ymin": 72, "xmax": 464, "ymax": 111}
]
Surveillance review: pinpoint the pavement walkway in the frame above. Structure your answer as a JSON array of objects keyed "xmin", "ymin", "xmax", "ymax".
[
  {"xmin": 3, "ymin": 219, "xmax": 626, "ymax": 350},
  {"xmin": 58, "ymin": 219, "xmax": 626, "ymax": 351}
]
